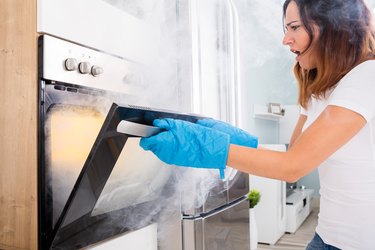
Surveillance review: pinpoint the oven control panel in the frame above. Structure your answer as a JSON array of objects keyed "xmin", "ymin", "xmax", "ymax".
[
  {"xmin": 64, "ymin": 58, "xmax": 104, "ymax": 77},
  {"xmin": 41, "ymin": 35, "xmax": 143, "ymax": 95},
  {"xmin": 64, "ymin": 58, "xmax": 78, "ymax": 71}
]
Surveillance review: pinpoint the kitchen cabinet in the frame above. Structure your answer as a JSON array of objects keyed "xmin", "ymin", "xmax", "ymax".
[
  {"xmin": 285, "ymin": 189, "xmax": 314, "ymax": 233},
  {"xmin": 0, "ymin": 0, "xmax": 38, "ymax": 249}
]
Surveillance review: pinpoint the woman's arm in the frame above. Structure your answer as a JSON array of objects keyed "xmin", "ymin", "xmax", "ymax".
[
  {"xmin": 226, "ymin": 105, "xmax": 366, "ymax": 182},
  {"xmin": 289, "ymin": 114, "xmax": 307, "ymax": 148}
]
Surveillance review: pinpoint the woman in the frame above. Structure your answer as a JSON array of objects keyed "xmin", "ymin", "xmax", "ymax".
[{"xmin": 140, "ymin": 0, "xmax": 375, "ymax": 249}]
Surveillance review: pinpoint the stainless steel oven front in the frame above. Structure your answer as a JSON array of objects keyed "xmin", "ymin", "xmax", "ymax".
[{"xmin": 37, "ymin": 34, "xmax": 184, "ymax": 249}]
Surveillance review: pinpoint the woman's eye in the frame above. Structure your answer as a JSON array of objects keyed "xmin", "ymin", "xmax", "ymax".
[{"xmin": 290, "ymin": 25, "xmax": 300, "ymax": 31}]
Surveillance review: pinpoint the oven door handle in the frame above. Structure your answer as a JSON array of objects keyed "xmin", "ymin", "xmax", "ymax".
[{"xmin": 117, "ymin": 120, "xmax": 164, "ymax": 137}]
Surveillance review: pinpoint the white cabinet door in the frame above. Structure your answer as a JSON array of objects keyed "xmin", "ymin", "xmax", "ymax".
[{"xmin": 37, "ymin": 0, "xmax": 159, "ymax": 63}]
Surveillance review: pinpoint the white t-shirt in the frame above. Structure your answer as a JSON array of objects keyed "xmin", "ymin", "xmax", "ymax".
[{"xmin": 301, "ymin": 60, "xmax": 375, "ymax": 250}]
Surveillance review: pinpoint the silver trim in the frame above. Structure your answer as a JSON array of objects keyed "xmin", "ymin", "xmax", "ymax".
[
  {"xmin": 116, "ymin": 120, "xmax": 163, "ymax": 137},
  {"xmin": 41, "ymin": 35, "xmax": 143, "ymax": 95}
]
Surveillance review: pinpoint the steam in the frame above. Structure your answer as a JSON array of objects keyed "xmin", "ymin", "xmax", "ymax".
[
  {"xmin": 102, "ymin": 0, "xmax": 161, "ymax": 21},
  {"xmin": 234, "ymin": 0, "xmax": 297, "ymax": 140},
  {"xmin": 102, "ymin": 0, "xmax": 187, "ymax": 111},
  {"xmin": 46, "ymin": 0, "xmax": 375, "ymax": 248},
  {"xmin": 236, "ymin": 0, "xmax": 289, "ymax": 68},
  {"xmin": 366, "ymin": 0, "xmax": 375, "ymax": 16},
  {"xmin": 47, "ymin": 0, "xmax": 228, "ymax": 248}
]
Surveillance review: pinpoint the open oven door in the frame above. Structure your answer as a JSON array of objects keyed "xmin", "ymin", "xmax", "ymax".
[{"xmin": 42, "ymin": 103, "xmax": 206, "ymax": 249}]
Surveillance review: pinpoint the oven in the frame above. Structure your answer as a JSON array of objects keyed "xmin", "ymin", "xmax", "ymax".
[
  {"xmin": 37, "ymin": 0, "xmax": 251, "ymax": 249},
  {"xmin": 38, "ymin": 34, "xmax": 135, "ymax": 249},
  {"xmin": 37, "ymin": 34, "xmax": 193, "ymax": 249},
  {"xmin": 38, "ymin": 34, "xmax": 249, "ymax": 250}
]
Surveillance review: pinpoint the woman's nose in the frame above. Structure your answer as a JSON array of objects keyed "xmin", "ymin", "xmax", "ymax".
[{"xmin": 282, "ymin": 33, "xmax": 293, "ymax": 46}]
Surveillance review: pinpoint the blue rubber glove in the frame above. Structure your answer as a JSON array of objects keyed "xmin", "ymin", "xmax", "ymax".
[
  {"xmin": 139, "ymin": 118, "xmax": 230, "ymax": 179},
  {"xmin": 197, "ymin": 119, "xmax": 258, "ymax": 148}
]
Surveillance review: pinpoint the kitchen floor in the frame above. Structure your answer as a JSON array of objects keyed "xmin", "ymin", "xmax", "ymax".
[{"xmin": 257, "ymin": 207, "xmax": 319, "ymax": 250}]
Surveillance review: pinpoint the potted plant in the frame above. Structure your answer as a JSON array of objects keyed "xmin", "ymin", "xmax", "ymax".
[
  {"xmin": 247, "ymin": 189, "xmax": 261, "ymax": 250},
  {"xmin": 247, "ymin": 189, "xmax": 261, "ymax": 209}
]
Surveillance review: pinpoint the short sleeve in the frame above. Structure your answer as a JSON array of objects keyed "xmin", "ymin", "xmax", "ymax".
[
  {"xmin": 328, "ymin": 60, "xmax": 375, "ymax": 122},
  {"xmin": 300, "ymin": 106, "xmax": 307, "ymax": 116}
]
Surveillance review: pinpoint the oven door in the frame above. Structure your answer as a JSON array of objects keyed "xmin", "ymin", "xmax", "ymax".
[{"xmin": 39, "ymin": 82, "xmax": 207, "ymax": 249}]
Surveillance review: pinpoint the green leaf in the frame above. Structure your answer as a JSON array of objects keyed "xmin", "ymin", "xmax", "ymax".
[{"xmin": 247, "ymin": 189, "xmax": 261, "ymax": 208}]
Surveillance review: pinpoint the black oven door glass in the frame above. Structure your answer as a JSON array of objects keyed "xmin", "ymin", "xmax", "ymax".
[{"xmin": 49, "ymin": 102, "xmax": 204, "ymax": 249}]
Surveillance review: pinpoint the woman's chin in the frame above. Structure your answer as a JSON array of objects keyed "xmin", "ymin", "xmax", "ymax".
[{"xmin": 298, "ymin": 62, "xmax": 315, "ymax": 71}]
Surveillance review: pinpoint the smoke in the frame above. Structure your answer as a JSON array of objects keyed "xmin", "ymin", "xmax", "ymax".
[
  {"xmin": 90, "ymin": 148, "xmax": 224, "ymax": 247},
  {"xmin": 100, "ymin": 0, "xmax": 189, "ymax": 112},
  {"xmin": 44, "ymin": 1, "xmax": 292, "ymax": 247},
  {"xmin": 45, "ymin": 96, "xmax": 109, "ymax": 226},
  {"xmin": 46, "ymin": 96, "xmax": 224, "ymax": 248},
  {"xmin": 235, "ymin": 0, "xmax": 290, "ymax": 68},
  {"xmin": 44, "ymin": 0, "xmax": 230, "ymax": 249},
  {"xmin": 102, "ymin": 0, "xmax": 161, "ymax": 21},
  {"xmin": 365, "ymin": 0, "xmax": 375, "ymax": 19},
  {"xmin": 233, "ymin": 0, "xmax": 296, "ymax": 111}
]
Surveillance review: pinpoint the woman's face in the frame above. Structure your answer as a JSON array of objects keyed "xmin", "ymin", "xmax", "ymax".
[{"xmin": 282, "ymin": 1, "xmax": 317, "ymax": 70}]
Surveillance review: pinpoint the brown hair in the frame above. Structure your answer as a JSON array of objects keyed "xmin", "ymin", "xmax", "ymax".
[{"xmin": 283, "ymin": 0, "xmax": 375, "ymax": 108}]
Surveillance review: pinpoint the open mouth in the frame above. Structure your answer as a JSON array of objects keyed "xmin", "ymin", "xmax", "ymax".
[
  {"xmin": 291, "ymin": 49, "xmax": 301, "ymax": 55},
  {"xmin": 291, "ymin": 49, "xmax": 302, "ymax": 61}
]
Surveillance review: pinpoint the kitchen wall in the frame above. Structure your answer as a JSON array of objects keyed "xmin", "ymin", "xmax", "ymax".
[
  {"xmin": 235, "ymin": 0, "xmax": 375, "ymax": 139},
  {"xmin": 235, "ymin": 0, "xmax": 297, "ymax": 143},
  {"xmin": 234, "ymin": 0, "xmax": 315, "ymax": 193},
  {"xmin": 367, "ymin": 0, "xmax": 375, "ymax": 13}
]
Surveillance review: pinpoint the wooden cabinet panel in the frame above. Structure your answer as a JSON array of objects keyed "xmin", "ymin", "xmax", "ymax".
[{"xmin": 0, "ymin": 0, "xmax": 38, "ymax": 249}]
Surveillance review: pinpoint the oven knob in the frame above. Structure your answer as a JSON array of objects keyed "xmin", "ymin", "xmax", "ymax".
[
  {"xmin": 64, "ymin": 58, "xmax": 78, "ymax": 71},
  {"xmin": 91, "ymin": 66, "xmax": 103, "ymax": 77},
  {"xmin": 78, "ymin": 62, "xmax": 91, "ymax": 74}
]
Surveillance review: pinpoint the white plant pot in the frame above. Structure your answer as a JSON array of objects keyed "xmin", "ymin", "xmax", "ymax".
[{"xmin": 249, "ymin": 208, "xmax": 258, "ymax": 250}]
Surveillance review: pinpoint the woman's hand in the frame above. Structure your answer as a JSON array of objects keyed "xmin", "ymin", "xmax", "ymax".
[
  {"xmin": 140, "ymin": 118, "xmax": 230, "ymax": 178},
  {"xmin": 197, "ymin": 118, "xmax": 258, "ymax": 148}
]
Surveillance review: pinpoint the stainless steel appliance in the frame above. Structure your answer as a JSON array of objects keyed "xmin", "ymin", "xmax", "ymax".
[
  {"xmin": 182, "ymin": 175, "xmax": 250, "ymax": 250},
  {"xmin": 181, "ymin": 1, "xmax": 250, "ymax": 247},
  {"xmin": 37, "ymin": 34, "xmax": 167, "ymax": 249}
]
